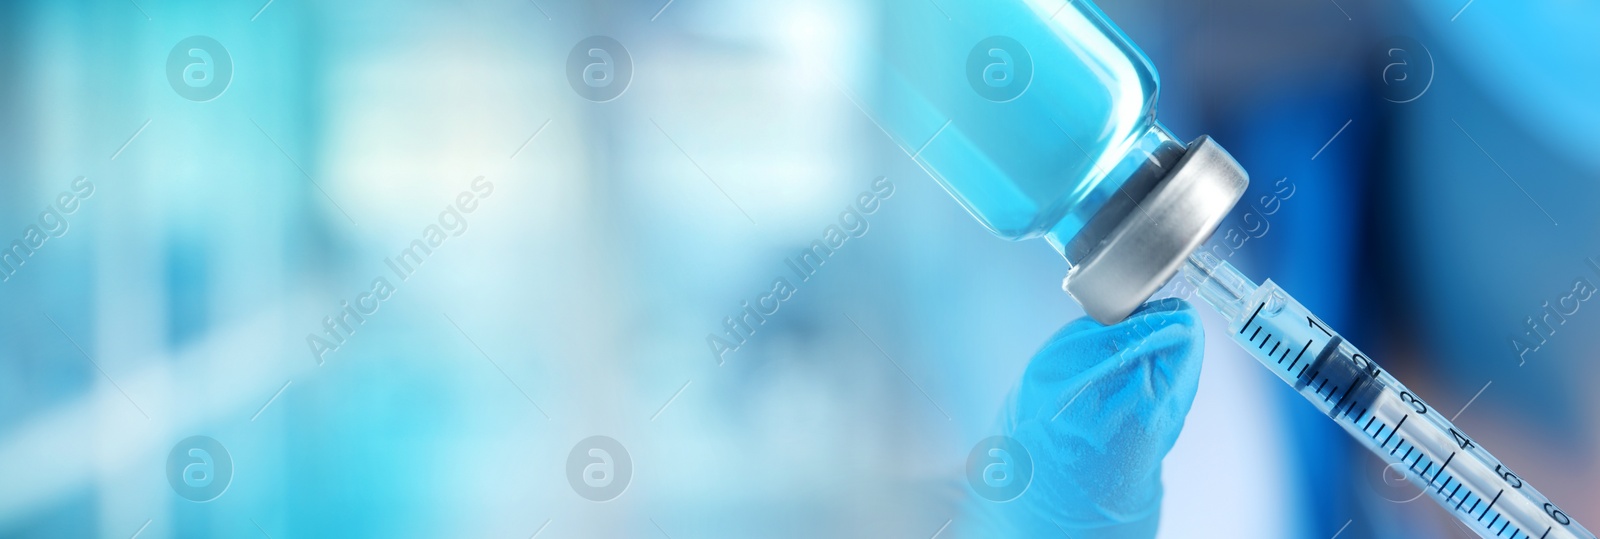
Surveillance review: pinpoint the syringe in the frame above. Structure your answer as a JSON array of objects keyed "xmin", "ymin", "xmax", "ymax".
[{"xmin": 1180, "ymin": 251, "xmax": 1592, "ymax": 538}]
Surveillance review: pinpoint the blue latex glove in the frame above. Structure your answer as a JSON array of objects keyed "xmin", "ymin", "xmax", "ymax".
[{"xmin": 961, "ymin": 298, "xmax": 1204, "ymax": 538}]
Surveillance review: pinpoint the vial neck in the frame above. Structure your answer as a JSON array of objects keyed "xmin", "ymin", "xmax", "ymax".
[{"xmin": 1045, "ymin": 122, "xmax": 1186, "ymax": 266}]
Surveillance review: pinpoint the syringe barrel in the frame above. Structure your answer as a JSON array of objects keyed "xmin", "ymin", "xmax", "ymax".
[{"xmin": 1186, "ymin": 258, "xmax": 1593, "ymax": 539}]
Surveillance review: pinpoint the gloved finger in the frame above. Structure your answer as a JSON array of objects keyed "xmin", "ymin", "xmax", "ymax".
[{"xmin": 965, "ymin": 298, "xmax": 1205, "ymax": 538}]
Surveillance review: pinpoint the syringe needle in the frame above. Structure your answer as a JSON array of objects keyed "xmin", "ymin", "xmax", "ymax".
[{"xmin": 1181, "ymin": 251, "xmax": 1255, "ymax": 322}]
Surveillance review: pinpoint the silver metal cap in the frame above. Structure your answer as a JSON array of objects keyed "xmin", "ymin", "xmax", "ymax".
[{"xmin": 1062, "ymin": 136, "xmax": 1249, "ymax": 325}]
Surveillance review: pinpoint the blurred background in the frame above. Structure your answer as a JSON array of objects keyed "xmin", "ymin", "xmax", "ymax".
[{"xmin": 0, "ymin": 0, "xmax": 1596, "ymax": 537}]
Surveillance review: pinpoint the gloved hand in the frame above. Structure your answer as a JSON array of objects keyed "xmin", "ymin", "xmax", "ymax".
[{"xmin": 961, "ymin": 298, "xmax": 1205, "ymax": 538}]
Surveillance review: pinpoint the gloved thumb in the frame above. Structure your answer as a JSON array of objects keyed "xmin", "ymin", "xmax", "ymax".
[{"xmin": 962, "ymin": 298, "xmax": 1205, "ymax": 538}]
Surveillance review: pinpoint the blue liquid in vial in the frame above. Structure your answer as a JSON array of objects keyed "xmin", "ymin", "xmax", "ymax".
[{"xmin": 856, "ymin": 0, "xmax": 1182, "ymax": 259}]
